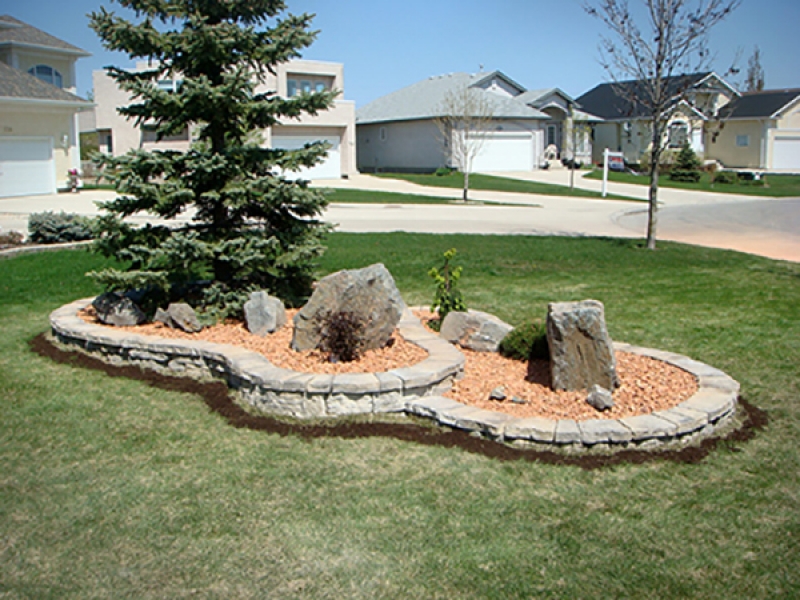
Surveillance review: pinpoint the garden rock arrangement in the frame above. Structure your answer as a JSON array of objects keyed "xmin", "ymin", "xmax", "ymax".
[
  {"xmin": 440, "ymin": 310, "xmax": 513, "ymax": 352},
  {"xmin": 244, "ymin": 291, "xmax": 286, "ymax": 336}
]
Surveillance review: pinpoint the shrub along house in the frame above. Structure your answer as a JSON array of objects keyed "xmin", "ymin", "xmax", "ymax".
[
  {"xmin": 577, "ymin": 71, "xmax": 739, "ymax": 167},
  {"xmin": 356, "ymin": 71, "xmax": 599, "ymax": 173},
  {"xmin": 0, "ymin": 15, "xmax": 92, "ymax": 197},
  {"xmin": 93, "ymin": 59, "xmax": 357, "ymax": 179}
]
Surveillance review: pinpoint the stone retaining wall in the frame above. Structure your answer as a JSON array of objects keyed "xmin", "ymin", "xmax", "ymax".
[{"xmin": 50, "ymin": 299, "xmax": 739, "ymax": 450}]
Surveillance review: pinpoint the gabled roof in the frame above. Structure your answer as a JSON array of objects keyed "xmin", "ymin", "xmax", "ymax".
[
  {"xmin": 0, "ymin": 61, "xmax": 90, "ymax": 105},
  {"xmin": 577, "ymin": 72, "xmax": 719, "ymax": 120},
  {"xmin": 470, "ymin": 70, "xmax": 527, "ymax": 96},
  {"xmin": 357, "ymin": 72, "xmax": 548, "ymax": 125},
  {"xmin": 0, "ymin": 15, "xmax": 89, "ymax": 56},
  {"xmin": 717, "ymin": 88, "xmax": 800, "ymax": 119}
]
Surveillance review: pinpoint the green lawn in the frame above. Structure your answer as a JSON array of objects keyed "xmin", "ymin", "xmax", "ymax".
[
  {"xmin": 1, "ymin": 237, "xmax": 798, "ymax": 598},
  {"xmin": 374, "ymin": 171, "xmax": 641, "ymax": 201},
  {"xmin": 584, "ymin": 169, "xmax": 800, "ymax": 197},
  {"xmin": 325, "ymin": 188, "xmax": 539, "ymax": 207}
]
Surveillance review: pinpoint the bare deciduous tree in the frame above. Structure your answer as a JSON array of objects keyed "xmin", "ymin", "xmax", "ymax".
[
  {"xmin": 585, "ymin": 0, "xmax": 740, "ymax": 249},
  {"xmin": 744, "ymin": 46, "xmax": 765, "ymax": 92},
  {"xmin": 435, "ymin": 87, "xmax": 495, "ymax": 202}
]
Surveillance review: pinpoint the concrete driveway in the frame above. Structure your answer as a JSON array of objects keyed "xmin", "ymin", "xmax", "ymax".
[{"xmin": 2, "ymin": 172, "xmax": 798, "ymax": 262}]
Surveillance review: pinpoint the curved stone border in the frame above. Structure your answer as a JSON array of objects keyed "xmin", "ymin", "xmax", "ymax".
[
  {"xmin": 50, "ymin": 299, "xmax": 739, "ymax": 450},
  {"xmin": 50, "ymin": 298, "xmax": 465, "ymax": 419}
]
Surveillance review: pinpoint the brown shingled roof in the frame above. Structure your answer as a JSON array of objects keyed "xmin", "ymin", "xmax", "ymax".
[
  {"xmin": 0, "ymin": 14, "xmax": 89, "ymax": 56},
  {"xmin": 0, "ymin": 61, "xmax": 90, "ymax": 104}
]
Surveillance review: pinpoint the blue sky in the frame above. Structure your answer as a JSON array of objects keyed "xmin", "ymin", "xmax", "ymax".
[{"xmin": 5, "ymin": 0, "xmax": 799, "ymax": 106}]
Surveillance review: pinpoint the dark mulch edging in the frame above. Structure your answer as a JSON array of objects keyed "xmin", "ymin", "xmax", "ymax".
[{"xmin": 30, "ymin": 333, "xmax": 768, "ymax": 470}]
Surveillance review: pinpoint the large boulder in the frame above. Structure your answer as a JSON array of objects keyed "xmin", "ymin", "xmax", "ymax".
[
  {"xmin": 546, "ymin": 299, "xmax": 619, "ymax": 391},
  {"xmin": 244, "ymin": 291, "xmax": 286, "ymax": 336},
  {"xmin": 291, "ymin": 263, "xmax": 405, "ymax": 352},
  {"xmin": 92, "ymin": 292, "xmax": 146, "ymax": 327},
  {"xmin": 440, "ymin": 310, "xmax": 512, "ymax": 352}
]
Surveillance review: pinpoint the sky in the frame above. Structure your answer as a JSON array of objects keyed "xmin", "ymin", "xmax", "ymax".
[{"xmin": 5, "ymin": 0, "xmax": 799, "ymax": 107}]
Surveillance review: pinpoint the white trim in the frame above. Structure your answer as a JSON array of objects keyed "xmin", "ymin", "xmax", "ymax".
[{"xmin": 769, "ymin": 94, "xmax": 800, "ymax": 119}]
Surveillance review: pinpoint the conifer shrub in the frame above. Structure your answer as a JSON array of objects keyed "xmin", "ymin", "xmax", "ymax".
[
  {"xmin": 669, "ymin": 142, "xmax": 702, "ymax": 182},
  {"xmin": 28, "ymin": 212, "xmax": 95, "ymax": 244},
  {"xmin": 498, "ymin": 319, "xmax": 550, "ymax": 361}
]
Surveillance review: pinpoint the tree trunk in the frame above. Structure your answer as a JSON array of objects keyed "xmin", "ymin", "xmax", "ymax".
[
  {"xmin": 646, "ymin": 146, "xmax": 660, "ymax": 250},
  {"xmin": 462, "ymin": 170, "xmax": 469, "ymax": 202}
]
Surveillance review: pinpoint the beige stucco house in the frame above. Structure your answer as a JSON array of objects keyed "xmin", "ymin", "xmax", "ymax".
[
  {"xmin": 0, "ymin": 15, "xmax": 92, "ymax": 197},
  {"xmin": 356, "ymin": 71, "xmax": 600, "ymax": 173},
  {"xmin": 708, "ymin": 88, "xmax": 800, "ymax": 171},
  {"xmin": 577, "ymin": 72, "xmax": 739, "ymax": 166},
  {"xmin": 93, "ymin": 58, "xmax": 356, "ymax": 179}
]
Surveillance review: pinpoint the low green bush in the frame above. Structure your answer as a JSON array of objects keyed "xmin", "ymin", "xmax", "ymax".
[
  {"xmin": 28, "ymin": 211, "xmax": 95, "ymax": 244},
  {"xmin": 498, "ymin": 319, "xmax": 550, "ymax": 361},
  {"xmin": 714, "ymin": 170, "xmax": 738, "ymax": 184},
  {"xmin": 434, "ymin": 167, "xmax": 454, "ymax": 177},
  {"xmin": 0, "ymin": 230, "xmax": 24, "ymax": 248}
]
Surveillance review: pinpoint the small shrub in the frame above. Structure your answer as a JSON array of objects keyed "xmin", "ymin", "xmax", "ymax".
[
  {"xmin": 315, "ymin": 310, "xmax": 365, "ymax": 363},
  {"xmin": 499, "ymin": 320, "xmax": 550, "ymax": 361},
  {"xmin": 0, "ymin": 230, "xmax": 25, "ymax": 248},
  {"xmin": 428, "ymin": 248, "xmax": 466, "ymax": 329},
  {"xmin": 28, "ymin": 211, "xmax": 94, "ymax": 244},
  {"xmin": 434, "ymin": 167, "xmax": 454, "ymax": 177},
  {"xmin": 714, "ymin": 170, "xmax": 738, "ymax": 184},
  {"xmin": 669, "ymin": 143, "xmax": 702, "ymax": 182}
]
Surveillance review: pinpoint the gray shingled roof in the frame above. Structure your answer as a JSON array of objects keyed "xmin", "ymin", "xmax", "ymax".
[
  {"xmin": 357, "ymin": 72, "xmax": 548, "ymax": 125},
  {"xmin": 717, "ymin": 89, "xmax": 800, "ymax": 119},
  {"xmin": 0, "ymin": 15, "xmax": 89, "ymax": 55},
  {"xmin": 576, "ymin": 72, "xmax": 714, "ymax": 120},
  {"xmin": 0, "ymin": 61, "xmax": 90, "ymax": 105}
]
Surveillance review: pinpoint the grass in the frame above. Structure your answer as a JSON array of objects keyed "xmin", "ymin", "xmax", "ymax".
[
  {"xmin": 324, "ymin": 188, "xmax": 538, "ymax": 207},
  {"xmin": 1, "ymin": 237, "xmax": 799, "ymax": 598},
  {"xmin": 584, "ymin": 169, "xmax": 800, "ymax": 197},
  {"xmin": 374, "ymin": 171, "xmax": 641, "ymax": 201}
]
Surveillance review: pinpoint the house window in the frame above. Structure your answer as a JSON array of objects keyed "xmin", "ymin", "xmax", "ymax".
[
  {"xmin": 736, "ymin": 135, "xmax": 750, "ymax": 147},
  {"xmin": 287, "ymin": 77, "xmax": 331, "ymax": 97},
  {"xmin": 668, "ymin": 121, "xmax": 689, "ymax": 148},
  {"xmin": 156, "ymin": 79, "xmax": 183, "ymax": 93},
  {"xmin": 27, "ymin": 64, "xmax": 63, "ymax": 88},
  {"xmin": 287, "ymin": 79, "xmax": 298, "ymax": 97}
]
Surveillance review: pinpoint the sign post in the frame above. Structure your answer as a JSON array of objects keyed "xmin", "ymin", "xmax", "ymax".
[{"xmin": 602, "ymin": 148, "xmax": 625, "ymax": 197}]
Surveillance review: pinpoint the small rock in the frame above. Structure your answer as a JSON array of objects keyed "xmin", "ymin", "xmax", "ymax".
[
  {"xmin": 586, "ymin": 384, "xmax": 614, "ymax": 412},
  {"xmin": 166, "ymin": 302, "xmax": 202, "ymax": 333},
  {"xmin": 440, "ymin": 310, "xmax": 513, "ymax": 352},
  {"xmin": 489, "ymin": 386, "xmax": 507, "ymax": 401},
  {"xmin": 511, "ymin": 396, "xmax": 527, "ymax": 405},
  {"xmin": 154, "ymin": 307, "xmax": 172, "ymax": 327},
  {"xmin": 244, "ymin": 291, "xmax": 286, "ymax": 336},
  {"xmin": 92, "ymin": 292, "xmax": 146, "ymax": 327}
]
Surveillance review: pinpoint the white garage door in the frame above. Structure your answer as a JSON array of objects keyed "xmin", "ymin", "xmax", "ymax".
[
  {"xmin": 272, "ymin": 136, "xmax": 341, "ymax": 180},
  {"xmin": 0, "ymin": 137, "xmax": 56, "ymax": 198},
  {"xmin": 773, "ymin": 135, "xmax": 800, "ymax": 170},
  {"xmin": 471, "ymin": 132, "xmax": 534, "ymax": 172}
]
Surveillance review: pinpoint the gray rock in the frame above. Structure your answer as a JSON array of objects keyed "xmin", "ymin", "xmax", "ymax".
[
  {"xmin": 92, "ymin": 292, "xmax": 146, "ymax": 327},
  {"xmin": 586, "ymin": 384, "xmax": 614, "ymax": 411},
  {"xmin": 154, "ymin": 307, "xmax": 171, "ymax": 326},
  {"xmin": 511, "ymin": 396, "xmax": 527, "ymax": 405},
  {"xmin": 440, "ymin": 310, "xmax": 513, "ymax": 352},
  {"xmin": 166, "ymin": 302, "xmax": 202, "ymax": 333},
  {"xmin": 489, "ymin": 386, "xmax": 507, "ymax": 401},
  {"xmin": 244, "ymin": 291, "xmax": 286, "ymax": 336},
  {"xmin": 547, "ymin": 299, "xmax": 619, "ymax": 391},
  {"xmin": 291, "ymin": 263, "xmax": 405, "ymax": 352}
]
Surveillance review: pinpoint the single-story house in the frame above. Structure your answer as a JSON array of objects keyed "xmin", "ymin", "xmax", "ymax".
[
  {"xmin": 356, "ymin": 70, "xmax": 599, "ymax": 173},
  {"xmin": 0, "ymin": 15, "xmax": 92, "ymax": 197},
  {"xmin": 577, "ymin": 72, "xmax": 739, "ymax": 166},
  {"xmin": 93, "ymin": 59, "xmax": 357, "ymax": 179},
  {"xmin": 709, "ymin": 88, "xmax": 800, "ymax": 171}
]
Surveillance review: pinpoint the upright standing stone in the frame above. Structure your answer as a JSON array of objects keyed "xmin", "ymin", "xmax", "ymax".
[
  {"xmin": 547, "ymin": 299, "xmax": 619, "ymax": 391},
  {"xmin": 244, "ymin": 291, "xmax": 286, "ymax": 336},
  {"xmin": 291, "ymin": 263, "xmax": 405, "ymax": 352}
]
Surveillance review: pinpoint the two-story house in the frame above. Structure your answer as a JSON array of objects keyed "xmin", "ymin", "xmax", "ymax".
[
  {"xmin": 0, "ymin": 15, "xmax": 92, "ymax": 197},
  {"xmin": 93, "ymin": 58, "xmax": 356, "ymax": 179}
]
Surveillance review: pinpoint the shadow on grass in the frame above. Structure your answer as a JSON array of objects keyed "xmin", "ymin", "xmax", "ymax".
[{"xmin": 31, "ymin": 333, "xmax": 768, "ymax": 470}]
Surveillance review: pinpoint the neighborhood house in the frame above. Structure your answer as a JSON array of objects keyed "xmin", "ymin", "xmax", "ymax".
[
  {"xmin": 0, "ymin": 15, "xmax": 92, "ymax": 198},
  {"xmin": 93, "ymin": 59, "xmax": 357, "ymax": 180}
]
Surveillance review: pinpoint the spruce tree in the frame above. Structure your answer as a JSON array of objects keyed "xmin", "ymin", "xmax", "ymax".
[
  {"xmin": 88, "ymin": 0, "xmax": 336, "ymax": 316},
  {"xmin": 669, "ymin": 142, "xmax": 702, "ymax": 183}
]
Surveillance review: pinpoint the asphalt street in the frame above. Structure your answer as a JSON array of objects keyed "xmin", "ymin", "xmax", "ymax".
[{"xmin": 1, "ymin": 171, "xmax": 798, "ymax": 262}]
